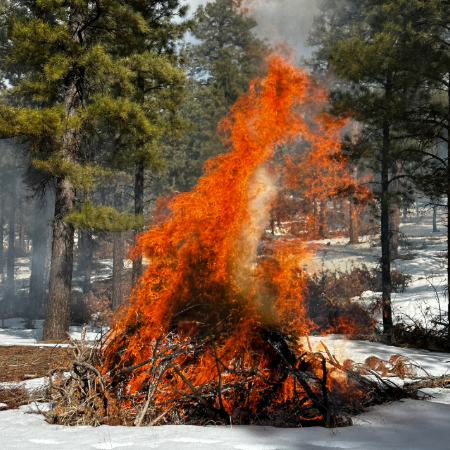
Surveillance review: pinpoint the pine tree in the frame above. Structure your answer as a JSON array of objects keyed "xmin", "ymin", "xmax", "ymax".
[
  {"xmin": 369, "ymin": 0, "xmax": 450, "ymax": 343},
  {"xmin": 0, "ymin": 1, "xmax": 184, "ymax": 340},
  {"xmin": 103, "ymin": 2, "xmax": 189, "ymax": 282},
  {"xmin": 310, "ymin": 0, "xmax": 425, "ymax": 340},
  {"xmin": 171, "ymin": 0, "xmax": 268, "ymax": 191}
]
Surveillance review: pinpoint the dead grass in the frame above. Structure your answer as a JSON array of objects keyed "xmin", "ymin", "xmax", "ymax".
[
  {"xmin": 0, "ymin": 386, "xmax": 31, "ymax": 410},
  {"xmin": 0, "ymin": 345, "xmax": 72, "ymax": 382}
]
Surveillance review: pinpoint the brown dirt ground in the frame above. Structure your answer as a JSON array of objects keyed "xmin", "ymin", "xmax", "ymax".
[{"xmin": 0, "ymin": 345, "xmax": 73, "ymax": 382}]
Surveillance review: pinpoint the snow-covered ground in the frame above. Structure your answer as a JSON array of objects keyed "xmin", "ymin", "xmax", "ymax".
[
  {"xmin": 1, "ymin": 213, "xmax": 450, "ymax": 448},
  {"xmin": 2, "ymin": 335, "xmax": 449, "ymax": 449},
  {"xmin": 0, "ymin": 396, "xmax": 449, "ymax": 450},
  {"xmin": 0, "ymin": 318, "xmax": 107, "ymax": 345},
  {"xmin": 310, "ymin": 216, "xmax": 449, "ymax": 327}
]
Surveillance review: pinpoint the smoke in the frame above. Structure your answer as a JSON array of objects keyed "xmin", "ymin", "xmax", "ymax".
[
  {"xmin": 234, "ymin": 164, "xmax": 277, "ymax": 290},
  {"xmin": 244, "ymin": 0, "xmax": 319, "ymax": 58},
  {"xmin": 184, "ymin": 0, "xmax": 319, "ymax": 58}
]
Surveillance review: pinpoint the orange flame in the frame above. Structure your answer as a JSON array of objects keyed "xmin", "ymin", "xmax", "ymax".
[{"xmin": 103, "ymin": 55, "xmax": 366, "ymax": 416}]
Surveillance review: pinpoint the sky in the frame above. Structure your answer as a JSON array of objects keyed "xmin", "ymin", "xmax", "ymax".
[{"xmin": 183, "ymin": 0, "xmax": 319, "ymax": 59}]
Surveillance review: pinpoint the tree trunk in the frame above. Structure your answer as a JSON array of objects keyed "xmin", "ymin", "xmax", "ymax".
[
  {"xmin": 447, "ymin": 86, "xmax": 450, "ymax": 345},
  {"xmin": 0, "ymin": 197, "xmax": 5, "ymax": 283},
  {"xmin": 112, "ymin": 185, "xmax": 124, "ymax": 309},
  {"xmin": 349, "ymin": 200, "xmax": 359, "ymax": 244},
  {"xmin": 381, "ymin": 119, "xmax": 393, "ymax": 342},
  {"xmin": 349, "ymin": 167, "xmax": 359, "ymax": 244},
  {"xmin": 43, "ymin": 178, "xmax": 75, "ymax": 340},
  {"xmin": 433, "ymin": 206, "xmax": 439, "ymax": 232},
  {"xmin": 389, "ymin": 203, "xmax": 400, "ymax": 260},
  {"xmin": 79, "ymin": 231, "xmax": 93, "ymax": 294},
  {"xmin": 28, "ymin": 201, "xmax": 49, "ymax": 319},
  {"xmin": 318, "ymin": 199, "xmax": 327, "ymax": 239},
  {"xmin": 388, "ymin": 173, "xmax": 400, "ymax": 260},
  {"xmin": 132, "ymin": 160, "xmax": 144, "ymax": 284},
  {"xmin": 43, "ymin": 9, "xmax": 84, "ymax": 341},
  {"xmin": 6, "ymin": 179, "xmax": 16, "ymax": 303},
  {"xmin": 19, "ymin": 217, "xmax": 25, "ymax": 252}
]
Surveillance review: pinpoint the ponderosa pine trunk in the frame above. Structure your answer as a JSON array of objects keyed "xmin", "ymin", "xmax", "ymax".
[
  {"xmin": 447, "ymin": 87, "xmax": 450, "ymax": 346},
  {"xmin": 0, "ymin": 197, "xmax": 5, "ymax": 282},
  {"xmin": 381, "ymin": 119, "xmax": 393, "ymax": 342},
  {"xmin": 43, "ymin": 178, "xmax": 75, "ymax": 340},
  {"xmin": 19, "ymin": 211, "xmax": 25, "ymax": 252},
  {"xmin": 318, "ymin": 199, "xmax": 327, "ymax": 239},
  {"xmin": 349, "ymin": 167, "xmax": 359, "ymax": 244},
  {"xmin": 43, "ymin": 9, "xmax": 83, "ymax": 341},
  {"xmin": 112, "ymin": 185, "xmax": 124, "ymax": 309},
  {"xmin": 132, "ymin": 160, "xmax": 144, "ymax": 284},
  {"xmin": 29, "ymin": 201, "xmax": 49, "ymax": 318},
  {"xmin": 349, "ymin": 200, "xmax": 359, "ymax": 244},
  {"xmin": 6, "ymin": 179, "xmax": 16, "ymax": 303},
  {"xmin": 433, "ymin": 206, "xmax": 439, "ymax": 232},
  {"xmin": 389, "ymin": 203, "xmax": 400, "ymax": 260},
  {"xmin": 79, "ymin": 230, "xmax": 93, "ymax": 294},
  {"xmin": 389, "ymin": 174, "xmax": 400, "ymax": 260}
]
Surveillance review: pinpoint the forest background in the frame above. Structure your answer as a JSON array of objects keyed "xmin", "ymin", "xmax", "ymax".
[{"xmin": 0, "ymin": 0, "xmax": 448, "ymax": 347}]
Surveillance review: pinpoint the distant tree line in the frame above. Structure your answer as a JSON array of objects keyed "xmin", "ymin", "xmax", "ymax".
[{"xmin": 309, "ymin": 0, "xmax": 450, "ymax": 342}]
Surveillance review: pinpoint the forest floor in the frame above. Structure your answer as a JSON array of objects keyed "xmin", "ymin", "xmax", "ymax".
[{"xmin": 0, "ymin": 345, "xmax": 72, "ymax": 382}]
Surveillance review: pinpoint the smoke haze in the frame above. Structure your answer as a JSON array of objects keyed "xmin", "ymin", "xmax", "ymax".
[{"xmin": 184, "ymin": 0, "xmax": 319, "ymax": 58}]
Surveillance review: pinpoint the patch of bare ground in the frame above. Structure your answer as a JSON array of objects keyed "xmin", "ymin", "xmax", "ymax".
[{"xmin": 0, "ymin": 345, "xmax": 72, "ymax": 382}]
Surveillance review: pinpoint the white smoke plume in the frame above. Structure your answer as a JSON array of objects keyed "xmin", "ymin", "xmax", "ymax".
[
  {"xmin": 184, "ymin": 0, "xmax": 319, "ymax": 58},
  {"xmin": 234, "ymin": 164, "xmax": 277, "ymax": 291}
]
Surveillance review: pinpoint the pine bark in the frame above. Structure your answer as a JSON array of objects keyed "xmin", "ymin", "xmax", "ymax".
[
  {"xmin": 43, "ymin": 9, "xmax": 84, "ymax": 341},
  {"xmin": 349, "ymin": 200, "xmax": 359, "ymax": 244},
  {"xmin": 388, "ymin": 175, "xmax": 400, "ymax": 260},
  {"xmin": 318, "ymin": 199, "xmax": 327, "ymax": 239},
  {"xmin": 6, "ymin": 179, "xmax": 16, "ymax": 302},
  {"xmin": 28, "ymin": 201, "xmax": 49, "ymax": 318},
  {"xmin": 447, "ymin": 87, "xmax": 450, "ymax": 345},
  {"xmin": 79, "ymin": 231, "xmax": 93, "ymax": 294},
  {"xmin": 132, "ymin": 160, "xmax": 144, "ymax": 283},
  {"xmin": 112, "ymin": 185, "xmax": 124, "ymax": 310},
  {"xmin": 43, "ymin": 179, "xmax": 75, "ymax": 340},
  {"xmin": 381, "ymin": 120, "xmax": 393, "ymax": 341},
  {"xmin": 0, "ymin": 197, "xmax": 5, "ymax": 282}
]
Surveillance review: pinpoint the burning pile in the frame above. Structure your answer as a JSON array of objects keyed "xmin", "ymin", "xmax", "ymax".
[{"xmin": 47, "ymin": 55, "xmax": 407, "ymax": 428}]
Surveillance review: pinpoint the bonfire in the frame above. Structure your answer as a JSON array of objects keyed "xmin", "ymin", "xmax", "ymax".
[{"xmin": 46, "ymin": 55, "xmax": 409, "ymax": 428}]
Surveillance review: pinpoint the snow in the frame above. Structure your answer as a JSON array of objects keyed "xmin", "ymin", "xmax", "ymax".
[
  {"xmin": 0, "ymin": 376, "xmax": 48, "ymax": 391},
  {"xmin": 1, "ymin": 212, "xmax": 450, "ymax": 448},
  {"xmin": 0, "ymin": 318, "xmax": 107, "ymax": 345},
  {"xmin": 306, "ymin": 336, "xmax": 450, "ymax": 378},
  {"xmin": 309, "ymin": 216, "xmax": 450, "ymax": 329},
  {"xmin": 0, "ymin": 396, "xmax": 448, "ymax": 450}
]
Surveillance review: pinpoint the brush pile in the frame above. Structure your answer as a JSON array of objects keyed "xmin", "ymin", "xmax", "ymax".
[
  {"xmin": 45, "ymin": 55, "xmax": 414, "ymax": 428},
  {"xmin": 45, "ymin": 329, "xmax": 412, "ymax": 428}
]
